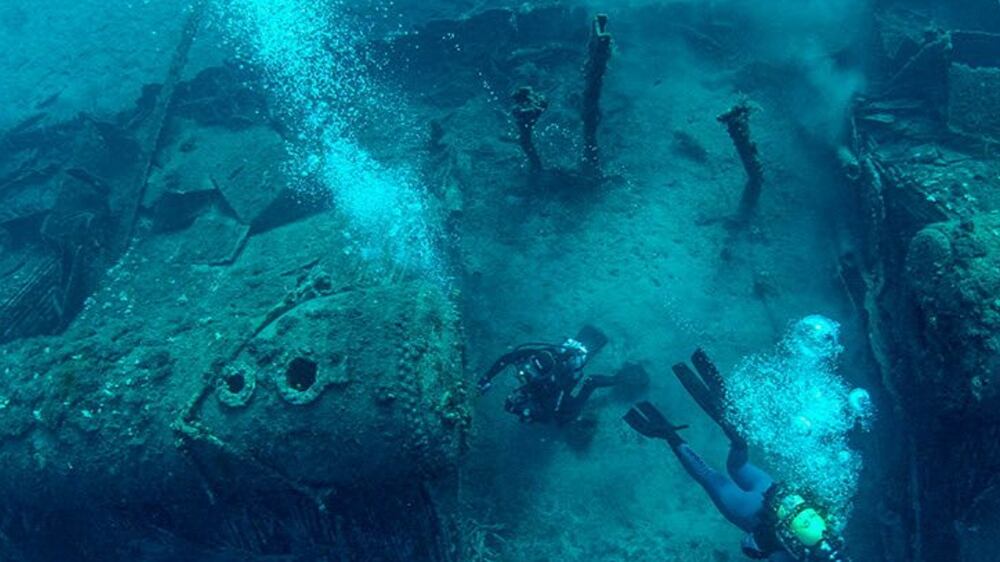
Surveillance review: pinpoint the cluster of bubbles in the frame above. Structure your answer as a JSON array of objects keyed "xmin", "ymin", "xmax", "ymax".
[
  {"xmin": 216, "ymin": 0, "xmax": 441, "ymax": 275},
  {"xmin": 724, "ymin": 315, "xmax": 874, "ymax": 521}
]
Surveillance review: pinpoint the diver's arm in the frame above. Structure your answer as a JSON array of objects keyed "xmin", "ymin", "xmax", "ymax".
[{"xmin": 477, "ymin": 348, "xmax": 537, "ymax": 393}]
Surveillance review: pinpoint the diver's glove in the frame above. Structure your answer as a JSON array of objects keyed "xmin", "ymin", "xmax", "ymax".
[
  {"xmin": 476, "ymin": 378, "xmax": 493, "ymax": 394},
  {"xmin": 623, "ymin": 401, "xmax": 688, "ymax": 447}
]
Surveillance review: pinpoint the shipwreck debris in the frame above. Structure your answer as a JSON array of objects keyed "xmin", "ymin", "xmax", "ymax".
[
  {"xmin": 718, "ymin": 99, "xmax": 764, "ymax": 225},
  {"xmin": 948, "ymin": 62, "xmax": 1000, "ymax": 141},
  {"xmin": 511, "ymin": 86, "xmax": 549, "ymax": 174},
  {"xmin": 109, "ymin": 0, "xmax": 208, "ymax": 257},
  {"xmin": 0, "ymin": 256, "xmax": 65, "ymax": 343},
  {"xmin": 883, "ymin": 29, "xmax": 952, "ymax": 103},
  {"xmin": 174, "ymin": 213, "xmax": 250, "ymax": 266},
  {"xmin": 581, "ymin": 13, "xmax": 613, "ymax": 177},
  {"xmin": 0, "ymin": 0, "xmax": 210, "ymax": 344},
  {"xmin": 181, "ymin": 278, "xmax": 469, "ymax": 494}
]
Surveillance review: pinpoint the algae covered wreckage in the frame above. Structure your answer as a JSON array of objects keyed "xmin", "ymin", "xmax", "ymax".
[
  {"xmin": 0, "ymin": 1, "xmax": 999, "ymax": 561},
  {"xmin": 0, "ymin": 4, "xmax": 468, "ymax": 559}
]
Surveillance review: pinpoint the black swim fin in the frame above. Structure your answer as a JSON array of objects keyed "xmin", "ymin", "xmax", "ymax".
[
  {"xmin": 691, "ymin": 348, "xmax": 726, "ymax": 397},
  {"xmin": 672, "ymin": 350, "xmax": 743, "ymax": 444},
  {"xmin": 574, "ymin": 324, "xmax": 608, "ymax": 356},
  {"xmin": 671, "ymin": 363, "xmax": 720, "ymax": 418},
  {"xmin": 623, "ymin": 401, "xmax": 688, "ymax": 447}
]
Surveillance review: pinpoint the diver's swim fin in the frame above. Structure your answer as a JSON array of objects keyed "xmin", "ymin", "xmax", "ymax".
[
  {"xmin": 672, "ymin": 362, "xmax": 720, "ymax": 418},
  {"xmin": 691, "ymin": 348, "xmax": 725, "ymax": 397},
  {"xmin": 575, "ymin": 324, "xmax": 609, "ymax": 356},
  {"xmin": 623, "ymin": 401, "xmax": 687, "ymax": 447},
  {"xmin": 672, "ymin": 356, "xmax": 744, "ymax": 444}
]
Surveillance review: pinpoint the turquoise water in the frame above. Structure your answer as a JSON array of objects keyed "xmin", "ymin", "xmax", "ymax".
[{"xmin": 1, "ymin": 1, "xmax": 999, "ymax": 560}]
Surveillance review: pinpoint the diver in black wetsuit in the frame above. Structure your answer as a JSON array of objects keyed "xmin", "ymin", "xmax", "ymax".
[
  {"xmin": 478, "ymin": 325, "xmax": 636, "ymax": 425},
  {"xmin": 624, "ymin": 349, "xmax": 851, "ymax": 562}
]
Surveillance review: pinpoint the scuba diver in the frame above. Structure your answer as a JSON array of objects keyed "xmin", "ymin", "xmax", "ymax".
[
  {"xmin": 623, "ymin": 349, "xmax": 851, "ymax": 562},
  {"xmin": 478, "ymin": 325, "xmax": 643, "ymax": 425}
]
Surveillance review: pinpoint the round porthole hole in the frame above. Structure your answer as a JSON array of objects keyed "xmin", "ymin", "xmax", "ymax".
[
  {"xmin": 286, "ymin": 357, "xmax": 318, "ymax": 392},
  {"xmin": 225, "ymin": 372, "xmax": 246, "ymax": 394}
]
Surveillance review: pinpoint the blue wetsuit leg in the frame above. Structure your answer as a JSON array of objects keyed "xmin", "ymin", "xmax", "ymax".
[
  {"xmin": 672, "ymin": 443, "xmax": 763, "ymax": 532},
  {"xmin": 726, "ymin": 441, "xmax": 774, "ymax": 493}
]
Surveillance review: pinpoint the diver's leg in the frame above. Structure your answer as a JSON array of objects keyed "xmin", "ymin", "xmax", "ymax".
[
  {"xmin": 622, "ymin": 402, "xmax": 761, "ymax": 531},
  {"xmin": 672, "ymin": 443, "xmax": 762, "ymax": 532},
  {"xmin": 555, "ymin": 376, "xmax": 617, "ymax": 424},
  {"xmin": 726, "ymin": 441, "xmax": 774, "ymax": 493}
]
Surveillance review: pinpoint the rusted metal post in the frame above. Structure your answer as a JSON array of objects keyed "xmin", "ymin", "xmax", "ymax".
[
  {"xmin": 718, "ymin": 99, "xmax": 764, "ymax": 224},
  {"xmin": 581, "ymin": 14, "xmax": 612, "ymax": 177}
]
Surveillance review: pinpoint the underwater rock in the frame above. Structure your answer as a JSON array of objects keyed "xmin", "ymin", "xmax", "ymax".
[
  {"xmin": 143, "ymin": 129, "xmax": 218, "ymax": 231},
  {"xmin": 906, "ymin": 213, "xmax": 1000, "ymax": 409}
]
